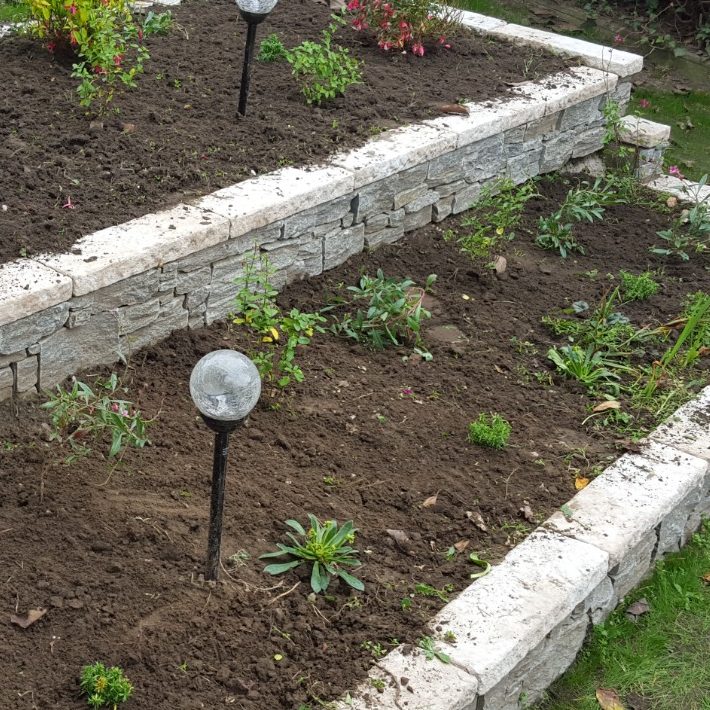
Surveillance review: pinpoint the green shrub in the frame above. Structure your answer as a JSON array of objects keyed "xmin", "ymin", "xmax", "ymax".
[
  {"xmin": 619, "ymin": 270, "xmax": 660, "ymax": 301},
  {"xmin": 80, "ymin": 662, "xmax": 133, "ymax": 708},
  {"xmin": 258, "ymin": 32, "xmax": 286, "ymax": 62},
  {"xmin": 467, "ymin": 413, "xmax": 511, "ymax": 448}
]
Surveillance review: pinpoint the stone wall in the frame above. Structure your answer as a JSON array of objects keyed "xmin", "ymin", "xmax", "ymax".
[{"xmin": 0, "ymin": 12, "xmax": 643, "ymax": 401}]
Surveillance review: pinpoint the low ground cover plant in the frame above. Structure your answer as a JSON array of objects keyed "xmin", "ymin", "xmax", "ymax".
[
  {"xmin": 261, "ymin": 515, "xmax": 364, "ymax": 593},
  {"xmin": 331, "ymin": 269, "xmax": 436, "ymax": 356},
  {"xmin": 80, "ymin": 662, "xmax": 133, "ymax": 708},
  {"xmin": 258, "ymin": 32, "xmax": 286, "ymax": 62},
  {"xmin": 42, "ymin": 374, "xmax": 150, "ymax": 461},
  {"xmin": 467, "ymin": 413, "xmax": 511, "ymax": 448},
  {"xmin": 25, "ymin": 0, "xmax": 172, "ymax": 109},
  {"xmin": 619, "ymin": 269, "xmax": 660, "ymax": 301}
]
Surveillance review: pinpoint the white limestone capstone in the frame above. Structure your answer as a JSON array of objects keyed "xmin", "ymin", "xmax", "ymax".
[
  {"xmin": 458, "ymin": 8, "xmax": 507, "ymax": 32},
  {"xmin": 331, "ymin": 123, "xmax": 457, "ymax": 188},
  {"xmin": 199, "ymin": 165, "xmax": 354, "ymax": 238},
  {"xmin": 489, "ymin": 24, "xmax": 643, "ymax": 76},
  {"xmin": 432, "ymin": 529, "xmax": 609, "ymax": 694},
  {"xmin": 0, "ymin": 260, "xmax": 72, "ymax": 328},
  {"xmin": 544, "ymin": 441, "xmax": 708, "ymax": 567},
  {"xmin": 647, "ymin": 175, "xmax": 710, "ymax": 205},
  {"xmin": 335, "ymin": 645, "xmax": 479, "ymax": 710},
  {"xmin": 36, "ymin": 205, "xmax": 229, "ymax": 297},
  {"xmin": 617, "ymin": 115, "xmax": 671, "ymax": 148}
]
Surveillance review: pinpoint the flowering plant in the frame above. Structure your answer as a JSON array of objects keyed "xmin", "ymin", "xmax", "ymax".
[
  {"xmin": 347, "ymin": 0, "xmax": 460, "ymax": 56},
  {"xmin": 25, "ymin": 0, "xmax": 171, "ymax": 108}
]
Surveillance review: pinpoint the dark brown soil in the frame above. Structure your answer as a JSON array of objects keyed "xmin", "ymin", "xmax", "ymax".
[
  {"xmin": 0, "ymin": 0, "xmax": 572, "ymax": 263},
  {"xmin": 1, "ymin": 178, "xmax": 708, "ymax": 709}
]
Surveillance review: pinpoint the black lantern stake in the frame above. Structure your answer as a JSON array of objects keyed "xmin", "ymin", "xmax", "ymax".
[
  {"xmin": 190, "ymin": 350, "xmax": 261, "ymax": 580},
  {"xmin": 236, "ymin": 0, "xmax": 280, "ymax": 117}
]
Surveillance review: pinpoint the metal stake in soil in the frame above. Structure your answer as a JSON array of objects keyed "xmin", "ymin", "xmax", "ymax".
[
  {"xmin": 189, "ymin": 350, "xmax": 261, "ymax": 581},
  {"xmin": 235, "ymin": 0, "xmax": 280, "ymax": 117}
]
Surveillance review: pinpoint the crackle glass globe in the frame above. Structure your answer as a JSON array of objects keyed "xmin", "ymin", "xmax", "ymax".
[
  {"xmin": 236, "ymin": 0, "xmax": 279, "ymax": 14},
  {"xmin": 190, "ymin": 350, "xmax": 261, "ymax": 421}
]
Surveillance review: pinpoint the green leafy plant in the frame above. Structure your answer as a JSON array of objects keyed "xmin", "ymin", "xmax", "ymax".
[
  {"xmin": 26, "ymin": 0, "xmax": 170, "ymax": 109},
  {"xmin": 232, "ymin": 249, "xmax": 326, "ymax": 389},
  {"xmin": 348, "ymin": 0, "xmax": 461, "ymax": 55},
  {"xmin": 548, "ymin": 345, "xmax": 630, "ymax": 396},
  {"xmin": 417, "ymin": 636, "xmax": 451, "ymax": 663},
  {"xmin": 620, "ymin": 270, "xmax": 660, "ymax": 301},
  {"xmin": 285, "ymin": 14, "xmax": 361, "ymax": 105},
  {"xmin": 651, "ymin": 177, "xmax": 710, "ymax": 260},
  {"xmin": 414, "ymin": 582, "xmax": 454, "ymax": 602},
  {"xmin": 450, "ymin": 179, "xmax": 539, "ymax": 260},
  {"xmin": 42, "ymin": 374, "xmax": 150, "ymax": 461},
  {"xmin": 331, "ymin": 269, "xmax": 436, "ymax": 354},
  {"xmin": 261, "ymin": 515, "xmax": 364, "ymax": 594},
  {"xmin": 258, "ymin": 32, "xmax": 286, "ymax": 62},
  {"xmin": 536, "ymin": 178, "xmax": 623, "ymax": 257},
  {"xmin": 80, "ymin": 662, "xmax": 133, "ymax": 709},
  {"xmin": 467, "ymin": 413, "xmax": 511, "ymax": 449},
  {"xmin": 361, "ymin": 640, "xmax": 387, "ymax": 659}
]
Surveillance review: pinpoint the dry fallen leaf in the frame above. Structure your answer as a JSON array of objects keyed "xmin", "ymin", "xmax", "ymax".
[
  {"xmin": 593, "ymin": 400, "xmax": 621, "ymax": 413},
  {"xmin": 519, "ymin": 501, "xmax": 535, "ymax": 523},
  {"xmin": 493, "ymin": 255, "xmax": 507, "ymax": 274},
  {"xmin": 438, "ymin": 103, "xmax": 470, "ymax": 116},
  {"xmin": 386, "ymin": 529, "xmax": 411, "ymax": 547},
  {"xmin": 701, "ymin": 572, "xmax": 710, "ymax": 585},
  {"xmin": 574, "ymin": 476, "xmax": 590, "ymax": 490},
  {"xmin": 453, "ymin": 539, "xmax": 470, "ymax": 553},
  {"xmin": 421, "ymin": 492, "xmax": 439, "ymax": 508},
  {"xmin": 596, "ymin": 688, "xmax": 626, "ymax": 710},
  {"xmin": 10, "ymin": 608, "xmax": 47, "ymax": 629},
  {"xmin": 625, "ymin": 597, "xmax": 650, "ymax": 621},
  {"xmin": 466, "ymin": 511, "xmax": 488, "ymax": 532},
  {"xmin": 666, "ymin": 196, "xmax": 678, "ymax": 208}
]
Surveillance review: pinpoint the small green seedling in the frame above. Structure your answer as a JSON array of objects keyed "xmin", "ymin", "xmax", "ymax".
[
  {"xmin": 80, "ymin": 662, "xmax": 133, "ymax": 709},
  {"xmin": 261, "ymin": 514, "xmax": 364, "ymax": 594},
  {"xmin": 443, "ymin": 630, "xmax": 457, "ymax": 643},
  {"xmin": 620, "ymin": 270, "xmax": 660, "ymax": 301},
  {"xmin": 361, "ymin": 640, "xmax": 387, "ymax": 659},
  {"xmin": 258, "ymin": 33, "xmax": 287, "ymax": 62},
  {"xmin": 418, "ymin": 636, "xmax": 451, "ymax": 663},
  {"xmin": 400, "ymin": 597, "xmax": 413, "ymax": 612},
  {"xmin": 467, "ymin": 413, "xmax": 511, "ymax": 449},
  {"xmin": 414, "ymin": 582, "xmax": 454, "ymax": 602}
]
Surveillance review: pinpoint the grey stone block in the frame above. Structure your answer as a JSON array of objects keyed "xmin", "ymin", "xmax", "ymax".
[
  {"xmin": 0, "ymin": 303, "xmax": 69, "ymax": 355},
  {"xmin": 506, "ymin": 148, "xmax": 543, "ymax": 184},
  {"xmin": 524, "ymin": 113, "xmax": 560, "ymax": 141},
  {"xmin": 403, "ymin": 205, "xmax": 432, "ymax": 232},
  {"xmin": 15, "ymin": 356, "xmax": 38, "ymax": 393},
  {"xmin": 341, "ymin": 211, "xmax": 355, "ymax": 229},
  {"xmin": 585, "ymin": 576, "xmax": 615, "ymax": 624},
  {"xmin": 283, "ymin": 194, "xmax": 353, "ymax": 240},
  {"xmin": 572, "ymin": 126, "xmax": 606, "ymax": 158},
  {"xmin": 364, "ymin": 224, "xmax": 404, "ymax": 249},
  {"xmin": 71, "ymin": 270, "xmax": 159, "ymax": 312},
  {"xmin": 434, "ymin": 179, "xmax": 468, "ymax": 199},
  {"xmin": 392, "ymin": 163, "xmax": 429, "ymax": 192},
  {"xmin": 0, "ymin": 365, "xmax": 13, "ymax": 399},
  {"xmin": 117, "ymin": 297, "xmax": 161, "ymax": 336},
  {"xmin": 394, "ymin": 184, "xmax": 429, "ymax": 210},
  {"xmin": 364, "ymin": 213, "xmax": 389, "ymax": 234},
  {"xmin": 262, "ymin": 233, "xmax": 323, "ymax": 286},
  {"xmin": 0, "ymin": 350, "xmax": 25, "ymax": 368},
  {"xmin": 39, "ymin": 311, "xmax": 121, "ymax": 390},
  {"xmin": 433, "ymin": 197, "xmax": 454, "ymax": 222},
  {"xmin": 119, "ymin": 297, "xmax": 187, "ymax": 356},
  {"xmin": 609, "ymin": 530, "xmax": 657, "ymax": 600},
  {"xmin": 427, "ymin": 150, "xmax": 466, "ymax": 185},
  {"xmin": 505, "ymin": 136, "xmax": 543, "ymax": 159},
  {"xmin": 452, "ymin": 183, "xmax": 484, "ymax": 214},
  {"xmin": 324, "ymin": 224, "xmax": 365, "ymax": 271},
  {"xmin": 404, "ymin": 191, "xmax": 439, "ymax": 214},
  {"xmin": 607, "ymin": 81, "xmax": 632, "ymax": 111},
  {"xmin": 541, "ymin": 132, "xmax": 577, "ymax": 172},
  {"xmin": 461, "ymin": 134, "xmax": 505, "ymax": 182},
  {"xmin": 314, "ymin": 219, "xmax": 342, "ymax": 238},
  {"xmin": 175, "ymin": 266, "xmax": 211, "ymax": 294},
  {"xmin": 388, "ymin": 208, "xmax": 405, "ymax": 227},
  {"xmin": 559, "ymin": 96, "xmax": 603, "ymax": 132},
  {"xmin": 353, "ymin": 180, "xmax": 395, "ymax": 222},
  {"xmin": 185, "ymin": 286, "xmax": 210, "ymax": 311},
  {"xmin": 27, "ymin": 343, "xmax": 41, "ymax": 355}
]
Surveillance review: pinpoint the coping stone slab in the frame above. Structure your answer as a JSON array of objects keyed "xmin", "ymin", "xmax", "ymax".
[
  {"xmin": 647, "ymin": 174, "xmax": 710, "ymax": 204},
  {"xmin": 36, "ymin": 205, "xmax": 229, "ymax": 296},
  {"xmin": 489, "ymin": 23, "xmax": 643, "ymax": 76},
  {"xmin": 0, "ymin": 260, "xmax": 72, "ymax": 328},
  {"xmin": 431, "ymin": 529, "xmax": 608, "ymax": 694},
  {"xmin": 646, "ymin": 385, "xmax": 710, "ymax": 462},
  {"xmin": 331, "ymin": 123, "xmax": 457, "ymax": 189},
  {"xmin": 199, "ymin": 165, "xmax": 354, "ymax": 238},
  {"xmin": 458, "ymin": 9, "xmax": 507, "ymax": 32},
  {"xmin": 544, "ymin": 441, "xmax": 707, "ymax": 567},
  {"xmin": 617, "ymin": 115, "xmax": 671, "ymax": 148}
]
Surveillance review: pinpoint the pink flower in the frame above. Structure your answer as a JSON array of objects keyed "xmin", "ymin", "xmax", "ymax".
[
  {"xmin": 113, "ymin": 53, "xmax": 123, "ymax": 66},
  {"xmin": 613, "ymin": 32, "xmax": 624, "ymax": 45},
  {"xmin": 668, "ymin": 165, "xmax": 685, "ymax": 179},
  {"xmin": 638, "ymin": 98, "xmax": 651, "ymax": 109},
  {"xmin": 401, "ymin": 387, "xmax": 414, "ymax": 396},
  {"xmin": 346, "ymin": 0, "xmax": 359, "ymax": 10},
  {"xmin": 111, "ymin": 403, "xmax": 120, "ymax": 412},
  {"xmin": 62, "ymin": 196, "xmax": 75, "ymax": 209},
  {"xmin": 411, "ymin": 42, "xmax": 425, "ymax": 56},
  {"xmin": 67, "ymin": 3, "xmax": 77, "ymax": 14},
  {"xmin": 47, "ymin": 41, "xmax": 56, "ymax": 54}
]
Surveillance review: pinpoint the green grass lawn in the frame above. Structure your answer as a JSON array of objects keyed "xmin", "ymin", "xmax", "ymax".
[
  {"xmin": 0, "ymin": 0, "xmax": 28, "ymax": 23},
  {"xmin": 631, "ymin": 89, "xmax": 710, "ymax": 182},
  {"xmin": 537, "ymin": 521, "xmax": 710, "ymax": 710}
]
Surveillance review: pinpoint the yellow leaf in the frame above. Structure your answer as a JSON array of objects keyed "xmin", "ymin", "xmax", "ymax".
[
  {"xmin": 595, "ymin": 688, "xmax": 626, "ymax": 710},
  {"xmin": 495, "ymin": 227, "xmax": 504, "ymax": 235},
  {"xmin": 575, "ymin": 477, "xmax": 590, "ymax": 490},
  {"xmin": 273, "ymin": 654, "xmax": 283, "ymax": 662},
  {"xmin": 269, "ymin": 326, "xmax": 280, "ymax": 342},
  {"xmin": 262, "ymin": 336, "xmax": 273, "ymax": 343},
  {"xmin": 593, "ymin": 400, "xmax": 621, "ymax": 413}
]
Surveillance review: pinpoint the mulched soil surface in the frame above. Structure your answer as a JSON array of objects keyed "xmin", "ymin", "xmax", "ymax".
[
  {"xmin": 1, "ymin": 177, "xmax": 708, "ymax": 709},
  {"xmin": 0, "ymin": 0, "xmax": 571, "ymax": 263}
]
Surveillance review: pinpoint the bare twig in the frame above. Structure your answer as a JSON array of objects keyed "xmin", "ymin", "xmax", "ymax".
[{"xmin": 267, "ymin": 581, "xmax": 301, "ymax": 606}]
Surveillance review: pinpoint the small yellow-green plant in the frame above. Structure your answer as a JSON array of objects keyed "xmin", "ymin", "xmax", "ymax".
[
  {"xmin": 418, "ymin": 635, "xmax": 450, "ymax": 663},
  {"xmin": 261, "ymin": 514, "xmax": 364, "ymax": 593},
  {"xmin": 258, "ymin": 32, "xmax": 286, "ymax": 62},
  {"xmin": 619, "ymin": 270, "xmax": 660, "ymax": 301},
  {"xmin": 285, "ymin": 14, "xmax": 361, "ymax": 105},
  {"xmin": 467, "ymin": 413, "xmax": 511, "ymax": 449},
  {"xmin": 80, "ymin": 662, "xmax": 133, "ymax": 709}
]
